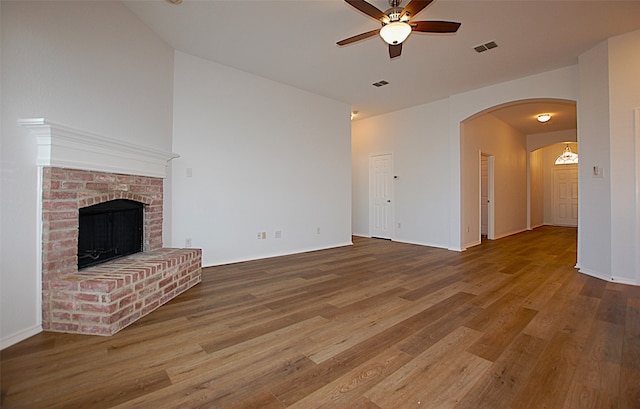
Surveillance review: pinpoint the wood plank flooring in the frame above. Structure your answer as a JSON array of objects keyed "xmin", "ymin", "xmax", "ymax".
[{"xmin": 2, "ymin": 226, "xmax": 639, "ymax": 408}]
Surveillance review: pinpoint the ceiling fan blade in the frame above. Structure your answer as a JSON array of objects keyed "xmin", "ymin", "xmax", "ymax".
[
  {"xmin": 389, "ymin": 43, "xmax": 402, "ymax": 58},
  {"xmin": 400, "ymin": 0, "xmax": 434, "ymax": 19},
  {"xmin": 411, "ymin": 20, "xmax": 461, "ymax": 33},
  {"xmin": 345, "ymin": 0, "xmax": 387, "ymax": 21},
  {"xmin": 337, "ymin": 29, "xmax": 380, "ymax": 46}
]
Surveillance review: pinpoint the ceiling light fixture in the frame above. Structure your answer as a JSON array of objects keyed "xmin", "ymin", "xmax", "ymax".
[
  {"xmin": 380, "ymin": 21, "xmax": 412, "ymax": 45},
  {"xmin": 555, "ymin": 144, "xmax": 579, "ymax": 165},
  {"xmin": 351, "ymin": 111, "xmax": 359, "ymax": 120},
  {"xmin": 537, "ymin": 113, "xmax": 552, "ymax": 123}
]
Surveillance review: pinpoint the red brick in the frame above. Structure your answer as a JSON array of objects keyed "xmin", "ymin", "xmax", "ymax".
[
  {"xmin": 75, "ymin": 293, "xmax": 99, "ymax": 302},
  {"xmin": 104, "ymin": 305, "xmax": 134, "ymax": 324},
  {"xmin": 80, "ymin": 325, "xmax": 112, "ymax": 335},
  {"xmin": 144, "ymin": 291, "xmax": 162, "ymax": 305},
  {"xmin": 109, "ymin": 287, "xmax": 133, "ymax": 302},
  {"xmin": 46, "ymin": 190, "xmax": 79, "ymax": 200},
  {"xmin": 85, "ymin": 182, "xmax": 109, "ymax": 191},
  {"xmin": 94, "ymin": 174, "xmax": 116, "ymax": 183},
  {"xmin": 42, "ymin": 200, "xmax": 78, "ymax": 211},
  {"xmin": 43, "ymin": 250, "xmax": 76, "ymax": 264},
  {"xmin": 163, "ymin": 283, "xmax": 177, "ymax": 294},
  {"xmin": 116, "ymin": 175, "xmax": 142, "ymax": 184},
  {"xmin": 52, "ymin": 311, "xmax": 71, "ymax": 321},
  {"xmin": 61, "ymin": 181, "xmax": 85, "ymax": 190},
  {"xmin": 49, "ymin": 280, "xmax": 79, "ymax": 291},
  {"xmin": 48, "ymin": 168, "xmax": 68, "ymax": 180},
  {"xmin": 73, "ymin": 313, "xmax": 101, "ymax": 323},
  {"xmin": 49, "ymin": 219, "xmax": 78, "ymax": 231},
  {"xmin": 51, "ymin": 300, "xmax": 77, "ymax": 311},
  {"xmin": 68, "ymin": 171, "xmax": 94, "ymax": 181},
  {"xmin": 82, "ymin": 303, "xmax": 118, "ymax": 314},
  {"xmin": 119, "ymin": 312, "xmax": 141, "ymax": 329},
  {"xmin": 119, "ymin": 294, "xmax": 137, "ymax": 309},
  {"xmin": 43, "ymin": 211, "xmax": 77, "ymax": 221},
  {"xmin": 51, "ymin": 323, "xmax": 79, "ymax": 332},
  {"xmin": 80, "ymin": 279, "xmax": 117, "ymax": 292},
  {"xmin": 142, "ymin": 301, "xmax": 160, "ymax": 315},
  {"xmin": 44, "ymin": 258, "xmax": 77, "ymax": 274}
]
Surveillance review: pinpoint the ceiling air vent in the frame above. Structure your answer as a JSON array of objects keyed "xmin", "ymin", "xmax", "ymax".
[
  {"xmin": 372, "ymin": 80, "xmax": 389, "ymax": 87},
  {"xmin": 474, "ymin": 41, "xmax": 498, "ymax": 53}
]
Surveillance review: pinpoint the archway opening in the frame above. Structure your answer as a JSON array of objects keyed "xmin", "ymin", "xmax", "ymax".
[{"xmin": 460, "ymin": 99, "xmax": 577, "ymax": 249}]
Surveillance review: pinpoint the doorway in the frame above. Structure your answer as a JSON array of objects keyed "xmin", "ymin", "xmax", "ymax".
[
  {"xmin": 370, "ymin": 153, "xmax": 393, "ymax": 239},
  {"xmin": 480, "ymin": 153, "xmax": 494, "ymax": 240},
  {"xmin": 552, "ymin": 165, "xmax": 578, "ymax": 226}
]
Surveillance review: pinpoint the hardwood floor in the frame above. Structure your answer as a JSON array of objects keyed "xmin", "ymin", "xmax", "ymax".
[{"xmin": 2, "ymin": 226, "xmax": 639, "ymax": 408}]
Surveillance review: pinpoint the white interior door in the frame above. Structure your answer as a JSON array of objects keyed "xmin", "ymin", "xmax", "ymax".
[
  {"xmin": 370, "ymin": 154, "xmax": 393, "ymax": 239},
  {"xmin": 553, "ymin": 165, "xmax": 578, "ymax": 226},
  {"xmin": 481, "ymin": 155, "xmax": 489, "ymax": 236}
]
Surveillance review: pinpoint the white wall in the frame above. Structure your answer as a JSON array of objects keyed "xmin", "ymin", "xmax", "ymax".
[
  {"xmin": 461, "ymin": 114, "xmax": 527, "ymax": 247},
  {"xmin": 171, "ymin": 51, "xmax": 352, "ymax": 266},
  {"xmin": 608, "ymin": 30, "xmax": 640, "ymax": 285},
  {"xmin": 352, "ymin": 66, "xmax": 578, "ymax": 251},
  {"xmin": 352, "ymin": 99, "xmax": 451, "ymax": 248},
  {"xmin": 1, "ymin": 1, "xmax": 174, "ymax": 348},
  {"xmin": 578, "ymin": 30, "xmax": 640, "ymax": 285},
  {"xmin": 529, "ymin": 148, "xmax": 544, "ymax": 228}
]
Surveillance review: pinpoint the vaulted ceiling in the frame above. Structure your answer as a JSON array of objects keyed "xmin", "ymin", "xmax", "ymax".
[{"xmin": 123, "ymin": 0, "xmax": 640, "ymax": 131}]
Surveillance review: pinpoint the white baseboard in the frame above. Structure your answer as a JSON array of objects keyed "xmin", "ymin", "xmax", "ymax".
[
  {"xmin": 392, "ymin": 238, "xmax": 449, "ymax": 250},
  {"xmin": 493, "ymin": 228, "xmax": 527, "ymax": 240},
  {"xmin": 203, "ymin": 241, "xmax": 354, "ymax": 267},
  {"xmin": 1, "ymin": 324, "xmax": 42, "ymax": 350},
  {"xmin": 578, "ymin": 267, "xmax": 610, "ymax": 282},
  {"xmin": 609, "ymin": 276, "xmax": 640, "ymax": 286},
  {"xmin": 580, "ymin": 267, "xmax": 640, "ymax": 286}
]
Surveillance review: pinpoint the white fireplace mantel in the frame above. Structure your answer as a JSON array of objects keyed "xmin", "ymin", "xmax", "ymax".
[{"xmin": 19, "ymin": 118, "xmax": 179, "ymax": 178}]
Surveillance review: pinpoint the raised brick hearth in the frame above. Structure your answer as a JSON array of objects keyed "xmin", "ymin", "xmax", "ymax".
[
  {"xmin": 41, "ymin": 167, "xmax": 201, "ymax": 335},
  {"xmin": 48, "ymin": 248, "xmax": 201, "ymax": 335}
]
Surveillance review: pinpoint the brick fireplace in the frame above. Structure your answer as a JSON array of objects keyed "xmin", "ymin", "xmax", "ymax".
[{"xmin": 21, "ymin": 119, "xmax": 202, "ymax": 336}]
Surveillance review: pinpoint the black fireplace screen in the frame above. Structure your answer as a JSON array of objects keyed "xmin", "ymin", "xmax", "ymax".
[{"xmin": 78, "ymin": 199, "xmax": 144, "ymax": 269}]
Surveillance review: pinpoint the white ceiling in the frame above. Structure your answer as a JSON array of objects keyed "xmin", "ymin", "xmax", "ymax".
[{"xmin": 123, "ymin": 0, "xmax": 640, "ymax": 131}]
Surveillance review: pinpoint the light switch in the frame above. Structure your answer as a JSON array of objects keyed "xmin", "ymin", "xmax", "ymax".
[{"xmin": 592, "ymin": 166, "xmax": 604, "ymax": 178}]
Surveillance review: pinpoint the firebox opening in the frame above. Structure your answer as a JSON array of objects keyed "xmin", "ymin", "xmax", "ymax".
[{"xmin": 78, "ymin": 199, "xmax": 144, "ymax": 269}]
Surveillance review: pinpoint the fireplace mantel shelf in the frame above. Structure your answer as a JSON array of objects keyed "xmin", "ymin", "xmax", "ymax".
[{"xmin": 19, "ymin": 118, "xmax": 179, "ymax": 178}]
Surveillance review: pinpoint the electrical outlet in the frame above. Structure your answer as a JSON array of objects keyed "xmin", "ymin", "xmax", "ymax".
[
  {"xmin": 397, "ymin": 222, "xmax": 401, "ymax": 229},
  {"xmin": 316, "ymin": 227, "xmax": 320, "ymax": 235},
  {"xmin": 185, "ymin": 238, "xmax": 192, "ymax": 247},
  {"xmin": 275, "ymin": 230, "xmax": 282, "ymax": 239},
  {"xmin": 257, "ymin": 232, "xmax": 262, "ymax": 239}
]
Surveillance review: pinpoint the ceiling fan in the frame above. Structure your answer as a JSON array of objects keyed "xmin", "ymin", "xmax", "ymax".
[{"xmin": 337, "ymin": 0, "xmax": 461, "ymax": 58}]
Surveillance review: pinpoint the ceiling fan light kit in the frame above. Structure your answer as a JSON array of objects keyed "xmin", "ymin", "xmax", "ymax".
[
  {"xmin": 338, "ymin": 0, "xmax": 460, "ymax": 58},
  {"xmin": 380, "ymin": 21, "xmax": 412, "ymax": 45}
]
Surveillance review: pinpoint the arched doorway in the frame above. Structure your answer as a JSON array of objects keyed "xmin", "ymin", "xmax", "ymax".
[{"xmin": 460, "ymin": 99, "xmax": 577, "ymax": 249}]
